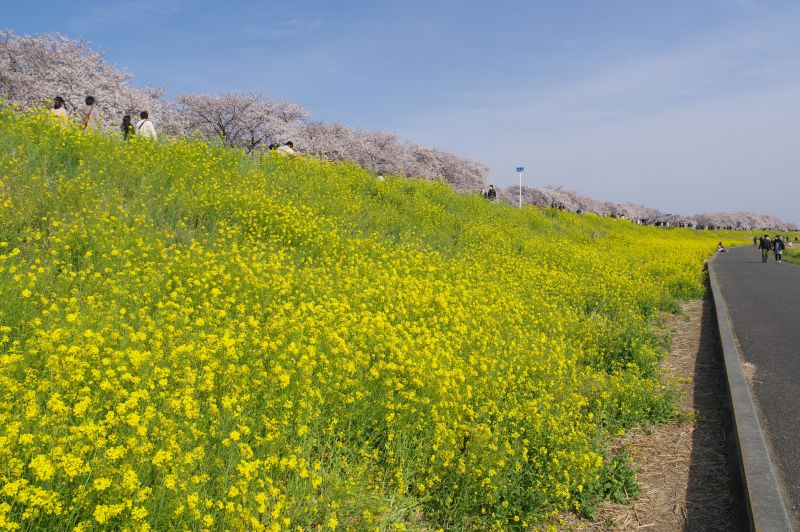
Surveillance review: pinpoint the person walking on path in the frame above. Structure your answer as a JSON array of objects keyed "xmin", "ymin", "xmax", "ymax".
[
  {"xmin": 50, "ymin": 96, "xmax": 69, "ymax": 125},
  {"xmin": 81, "ymin": 96, "xmax": 99, "ymax": 131},
  {"xmin": 135, "ymin": 111, "xmax": 157, "ymax": 140},
  {"xmin": 773, "ymin": 235, "xmax": 785, "ymax": 263},
  {"xmin": 759, "ymin": 234, "xmax": 772, "ymax": 263},
  {"xmin": 487, "ymin": 184, "xmax": 497, "ymax": 201},
  {"xmin": 753, "ymin": 236, "xmax": 758, "ymax": 247}
]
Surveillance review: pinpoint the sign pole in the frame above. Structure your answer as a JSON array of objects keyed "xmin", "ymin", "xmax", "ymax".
[{"xmin": 516, "ymin": 166, "xmax": 525, "ymax": 208}]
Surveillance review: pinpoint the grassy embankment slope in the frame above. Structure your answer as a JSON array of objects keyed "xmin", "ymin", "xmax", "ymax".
[
  {"xmin": 783, "ymin": 245, "xmax": 800, "ymax": 264},
  {"xmin": 0, "ymin": 107, "xmax": 749, "ymax": 529}
]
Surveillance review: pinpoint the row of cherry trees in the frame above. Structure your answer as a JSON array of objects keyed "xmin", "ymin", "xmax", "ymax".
[
  {"xmin": 497, "ymin": 185, "xmax": 798, "ymax": 231},
  {"xmin": 1, "ymin": 30, "xmax": 793, "ymax": 228},
  {"xmin": 0, "ymin": 31, "xmax": 487, "ymax": 191}
]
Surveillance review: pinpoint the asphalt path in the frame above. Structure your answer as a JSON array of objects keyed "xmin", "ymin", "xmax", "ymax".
[{"xmin": 713, "ymin": 245, "xmax": 800, "ymax": 520}]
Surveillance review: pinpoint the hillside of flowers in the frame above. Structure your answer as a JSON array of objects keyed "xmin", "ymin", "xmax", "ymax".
[{"xmin": 0, "ymin": 107, "xmax": 748, "ymax": 529}]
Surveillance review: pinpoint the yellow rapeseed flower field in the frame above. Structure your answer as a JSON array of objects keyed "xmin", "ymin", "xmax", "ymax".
[{"xmin": 0, "ymin": 106, "xmax": 749, "ymax": 529}]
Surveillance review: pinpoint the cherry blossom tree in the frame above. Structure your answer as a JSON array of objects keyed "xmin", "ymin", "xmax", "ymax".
[
  {"xmin": 0, "ymin": 30, "xmax": 165, "ymax": 126},
  {"xmin": 296, "ymin": 120, "xmax": 357, "ymax": 160},
  {"xmin": 171, "ymin": 92, "xmax": 307, "ymax": 151},
  {"xmin": 403, "ymin": 144, "xmax": 488, "ymax": 192},
  {"xmin": 295, "ymin": 123, "xmax": 488, "ymax": 191}
]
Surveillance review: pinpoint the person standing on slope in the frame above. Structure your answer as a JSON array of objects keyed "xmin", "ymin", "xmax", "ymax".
[
  {"xmin": 120, "ymin": 115, "xmax": 134, "ymax": 140},
  {"xmin": 51, "ymin": 96, "xmax": 69, "ymax": 125},
  {"xmin": 81, "ymin": 96, "xmax": 100, "ymax": 131},
  {"xmin": 759, "ymin": 234, "xmax": 772, "ymax": 263},
  {"xmin": 135, "ymin": 111, "xmax": 158, "ymax": 140},
  {"xmin": 277, "ymin": 141, "xmax": 297, "ymax": 156},
  {"xmin": 487, "ymin": 184, "xmax": 497, "ymax": 201}
]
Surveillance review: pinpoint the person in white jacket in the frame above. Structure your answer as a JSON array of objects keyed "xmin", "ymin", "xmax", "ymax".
[
  {"xmin": 135, "ymin": 111, "xmax": 158, "ymax": 140},
  {"xmin": 276, "ymin": 141, "xmax": 297, "ymax": 156}
]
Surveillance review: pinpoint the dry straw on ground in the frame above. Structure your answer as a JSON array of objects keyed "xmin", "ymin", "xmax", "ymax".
[{"xmin": 563, "ymin": 295, "xmax": 736, "ymax": 531}]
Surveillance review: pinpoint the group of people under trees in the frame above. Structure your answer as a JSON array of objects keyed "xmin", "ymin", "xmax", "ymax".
[
  {"xmin": 755, "ymin": 234, "xmax": 790, "ymax": 263},
  {"xmin": 479, "ymin": 185, "xmax": 497, "ymax": 200},
  {"xmin": 49, "ymin": 95, "xmax": 297, "ymax": 156},
  {"xmin": 268, "ymin": 141, "xmax": 299, "ymax": 156},
  {"xmin": 50, "ymin": 95, "xmax": 157, "ymax": 141}
]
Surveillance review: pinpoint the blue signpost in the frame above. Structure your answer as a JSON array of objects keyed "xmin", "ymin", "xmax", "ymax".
[{"xmin": 516, "ymin": 167, "xmax": 525, "ymax": 208}]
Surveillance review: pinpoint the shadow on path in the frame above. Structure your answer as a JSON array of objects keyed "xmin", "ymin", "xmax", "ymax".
[{"xmin": 684, "ymin": 291, "xmax": 744, "ymax": 531}]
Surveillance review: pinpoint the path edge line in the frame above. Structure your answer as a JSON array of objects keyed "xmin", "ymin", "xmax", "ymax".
[{"xmin": 708, "ymin": 255, "xmax": 794, "ymax": 531}]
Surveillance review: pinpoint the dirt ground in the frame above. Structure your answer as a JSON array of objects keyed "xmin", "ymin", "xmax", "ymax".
[{"xmin": 565, "ymin": 294, "xmax": 737, "ymax": 531}]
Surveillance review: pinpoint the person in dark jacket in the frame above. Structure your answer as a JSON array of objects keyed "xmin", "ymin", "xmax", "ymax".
[
  {"xmin": 120, "ymin": 115, "xmax": 134, "ymax": 140},
  {"xmin": 773, "ymin": 235, "xmax": 785, "ymax": 263},
  {"xmin": 487, "ymin": 184, "xmax": 497, "ymax": 201},
  {"xmin": 759, "ymin": 234, "xmax": 772, "ymax": 263}
]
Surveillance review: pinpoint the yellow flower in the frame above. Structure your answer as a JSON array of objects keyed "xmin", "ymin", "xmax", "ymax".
[
  {"xmin": 131, "ymin": 506, "xmax": 148, "ymax": 521},
  {"xmin": 92, "ymin": 477, "xmax": 112, "ymax": 491},
  {"xmin": 327, "ymin": 514, "xmax": 338, "ymax": 529},
  {"xmin": 28, "ymin": 455, "xmax": 55, "ymax": 482}
]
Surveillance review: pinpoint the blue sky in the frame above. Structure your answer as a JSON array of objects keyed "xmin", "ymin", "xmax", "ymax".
[{"xmin": 6, "ymin": 0, "xmax": 800, "ymax": 222}]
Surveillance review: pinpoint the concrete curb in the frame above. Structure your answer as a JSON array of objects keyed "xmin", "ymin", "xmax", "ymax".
[{"xmin": 708, "ymin": 255, "xmax": 794, "ymax": 531}]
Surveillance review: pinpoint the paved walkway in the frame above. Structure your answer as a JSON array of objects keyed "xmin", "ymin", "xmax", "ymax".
[{"xmin": 713, "ymin": 245, "xmax": 800, "ymax": 520}]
